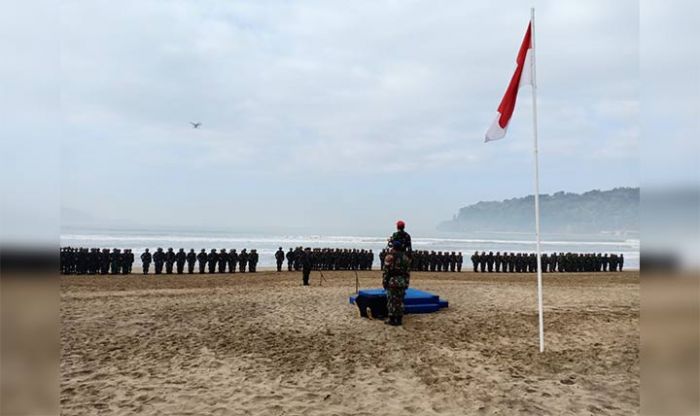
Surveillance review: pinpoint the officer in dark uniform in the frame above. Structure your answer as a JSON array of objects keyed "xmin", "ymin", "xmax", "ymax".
[
  {"xmin": 197, "ymin": 249, "xmax": 207, "ymax": 273},
  {"xmin": 486, "ymin": 251, "xmax": 494, "ymax": 272},
  {"xmin": 141, "ymin": 248, "xmax": 151, "ymax": 274},
  {"xmin": 275, "ymin": 247, "xmax": 285, "ymax": 272},
  {"xmin": 165, "ymin": 248, "xmax": 175, "ymax": 274},
  {"xmin": 153, "ymin": 248, "xmax": 165, "ymax": 274},
  {"xmin": 186, "ymin": 249, "xmax": 196, "ymax": 274},
  {"xmin": 175, "ymin": 248, "xmax": 186, "ymax": 274}
]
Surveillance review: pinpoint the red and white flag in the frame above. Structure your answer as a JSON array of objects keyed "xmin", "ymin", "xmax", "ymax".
[{"xmin": 485, "ymin": 22, "xmax": 533, "ymax": 142}]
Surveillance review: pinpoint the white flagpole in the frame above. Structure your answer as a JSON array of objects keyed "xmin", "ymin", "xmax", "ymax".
[{"xmin": 530, "ymin": 7, "xmax": 545, "ymax": 353}]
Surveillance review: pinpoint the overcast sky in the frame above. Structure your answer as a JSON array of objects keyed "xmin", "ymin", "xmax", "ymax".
[{"xmin": 41, "ymin": 1, "xmax": 650, "ymax": 234}]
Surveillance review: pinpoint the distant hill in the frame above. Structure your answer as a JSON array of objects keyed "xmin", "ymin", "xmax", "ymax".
[{"xmin": 438, "ymin": 187, "xmax": 639, "ymax": 236}]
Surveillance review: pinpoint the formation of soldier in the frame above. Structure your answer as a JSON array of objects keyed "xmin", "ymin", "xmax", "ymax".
[
  {"xmin": 379, "ymin": 249, "xmax": 463, "ymax": 272},
  {"xmin": 283, "ymin": 247, "xmax": 374, "ymax": 272},
  {"xmin": 469, "ymin": 251, "xmax": 625, "ymax": 273},
  {"xmin": 60, "ymin": 247, "xmax": 259, "ymax": 275},
  {"xmin": 60, "ymin": 247, "xmax": 134, "ymax": 275}
]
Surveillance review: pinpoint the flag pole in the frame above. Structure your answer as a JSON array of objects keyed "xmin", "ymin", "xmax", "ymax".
[{"xmin": 530, "ymin": 7, "xmax": 545, "ymax": 353}]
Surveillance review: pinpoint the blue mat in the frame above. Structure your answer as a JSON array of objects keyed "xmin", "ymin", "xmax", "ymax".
[{"xmin": 349, "ymin": 288, "xmax": 448, "ymax": 314}]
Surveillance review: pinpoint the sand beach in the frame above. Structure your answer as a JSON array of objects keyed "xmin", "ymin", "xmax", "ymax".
[{"xmin": 61, "ymin": 270, "xmax": 639, "ymax": 415}]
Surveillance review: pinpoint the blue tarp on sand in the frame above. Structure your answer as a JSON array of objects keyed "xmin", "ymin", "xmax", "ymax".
[{"xmin": 348, "ymin": 288, "xmax": 448, "ymax": 314}]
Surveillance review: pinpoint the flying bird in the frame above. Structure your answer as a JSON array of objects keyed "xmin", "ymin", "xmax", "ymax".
[{"xmin": 190, "ymin": 122, "xmax": 202, "ymax": 129}]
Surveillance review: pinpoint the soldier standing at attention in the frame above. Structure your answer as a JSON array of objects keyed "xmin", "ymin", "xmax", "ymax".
[
  {"xmin": 619, "ymin": 254, "xmax": 624, "ymax": 271},
  {"xmin": 275, "ymin": 247, "xmax": 285, "ymax": 272},
  {"xmin": 301, "ymin": 247, "xmax": 312, "ymax": 285},
  {"xmin": 207, "ymin": 249, "xmax": 218, "ymax": 274},
  {"xmin": 249, "ymin": 249, "xmax": 259, "ymax": 272},
  {"xmin": 186, "ymin": 249, "xmax": 196, "ymax": 274},
  {"xmin": 218, "ymin": 249, "xmax": 228, "ymax": 273},
  {"xmin": 383, "ymin": 220, "xmax": 412, "ymax": 326},
  {"xmin": 175, "ymin": 248, "xmax": 186, "ymax": 274},
  {"xmin": 123, "ymin": 249, "xmax": 134, "ymax": 274},
  {"xmin": 197, "ymin": 249, "xmax": 207, "ymax": 273},
  {"xmin": 486, "ymin": 251, "xmax": 495, "ymax": 273},
  {"xmin": 165, "ymin": 248, "xmax": 175, "ymax": 274},
  {"xmin": 478, "ymin": 251, "xmax": 486, "ymax": 272},
  {"xmin": 110, "ymin": 249, "xmax": 120, "ymax": 275},
  {"xmin": 141, "ymin": 248, "xmax": 151, "ymax": 275},
  {"xmin": 153, "ymin": 248, "xmax": 165, "ymax": 274},
  {"xmin": 471, "ymin": 251, "xmax": 479, "ymax": 272},
  {"xmin": 238, "ymin": 249, "xmax": 248, "ymax": 273},
  {"xmin": 229, "ymin": 249, "xmax": 238, "ymax": 273},
  {"xmin": 100, "ymin": 249, "xmax": 110, "ymax": 274},
  {"xmin": 286, "ymin": 248, "xmax": 294, "ymax": 271}
]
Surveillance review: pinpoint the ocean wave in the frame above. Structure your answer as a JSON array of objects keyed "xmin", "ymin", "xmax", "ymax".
[{"xmin": 60, "ymin": 233, "xmax": 638, "ymax": 247}]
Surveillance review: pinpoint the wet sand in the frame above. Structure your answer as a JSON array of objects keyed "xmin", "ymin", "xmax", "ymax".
[{"xmin": 61, "ymin": 270, "xmax": 639, "ymax": 415}]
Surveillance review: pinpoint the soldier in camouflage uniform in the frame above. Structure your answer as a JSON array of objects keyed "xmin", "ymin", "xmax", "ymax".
[{"xmin": 383, "ymin": 220, "xmax": 412, "ymax": 326}]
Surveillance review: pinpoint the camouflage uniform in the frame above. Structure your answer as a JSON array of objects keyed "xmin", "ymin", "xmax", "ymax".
[
  {"xmin": 382, "ymin": 249, "xmax": 410, "ymax": 323},
  {"xmin": 383, "ymin": 227, "xmax": 412, "ymax": 325}
]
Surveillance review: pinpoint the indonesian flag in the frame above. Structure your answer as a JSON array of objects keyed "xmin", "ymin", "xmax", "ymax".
[{"xmin": 485, "ymin": 22, "xmax": 533, "ymax": 142}]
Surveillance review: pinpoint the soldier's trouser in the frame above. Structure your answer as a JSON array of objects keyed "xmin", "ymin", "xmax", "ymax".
[
  {"xmin": 177, "ymin": 262, "xmax": 184, "ymax": 274},
  {"xmin": 228, "ymin": 261, "xmax": 236, "ymax": 273},
  {"xmin": 166, "ymin": 263, "xmax": 173, "ymax": 274},
  {"xmin": 250, "ymin": 263, "xmax": 256, "ymax": 272},
  {"xmin": 239, "ymin": 262, "xmax": 246, "ymax": 273},
  {"xmin": 207, "ymin": 262, "xmax": 215, "ymax": 273},
  {"xmin": 111, "ymin": 262, "xmax": 119, "ymax": 274},
  {"xmin": 277, "ymin": 261, "xmax": 282, "ymax": 272},
  {"xmin": 473, "ymin": 263, "xmax": 478, "ymax": 272},
  {"xmin": 386, "ymin": 287, "xmax": 406, "ymax": 318},
  {"xmin": 199, "ymin": 263, "xmax": 206, "ymax": 273},
  {"xmin": 458, "ymin": 264, "xmax": 462, "ymax": 272},
  {"xmin": 155, "ymin": 262, "xmax": 163, "ymax": 274},
  {"xmin": 188, "ymin": 262, "xmax": 195, "ymax": 273},
  {"xmin": 287, "ymin": 262, "xmax": 292, "ymax": 271},
  {"xmin": 302, "ymin": 269, "xmax": 310, "ymax": 285},
  {"xmin": 143, "ymin": 262, "xmax": 150, "ymax": 274}
]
